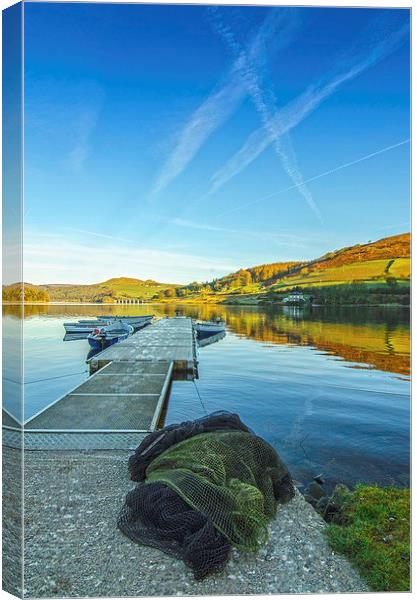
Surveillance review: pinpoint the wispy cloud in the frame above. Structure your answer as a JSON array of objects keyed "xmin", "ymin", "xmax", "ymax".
[
  {"xmin": 377, "ymin": 221, "xmax": 410, "ymax": 233},
  {"xmin": 65, "ymin": 104, "xmax": 102, "ymax": 173},
  {"xmin": 2, "ymin": 230, "xmax": 22, "ymax": 285},
  {"xmin": 150, "ymin": 8, "xmax": 299, "ymax": 198},
  {"xmin": 216, "ymin": 138, "xmax": 410, "ymax": 217},
  {"xmin": 172, "ymin": 218, "xmax": 226, "ymax": 233},
  {"xmin": 172, "ymin": 217, "xmax": 323, "ymax": 248},
  {"xmin": 209, "ymin": 18, "xmax": 409, "ymax": 197},
  {"xmin": 208, "ymin": 8, "xmax": 321, "ymax": 219},
  {"xmin": 66, "ymin": 227, "xmax": 135, "ymax": 244},
  {"xmin": 150, "ymin": 78, "xmax": 246, "ymax": 198},
  {"xmin": 25, "ymin": 79, "xmax": 105, "ymax": 173},
  {"xmin": 23, "ymin": 232, "xmax": 239, "ymax": 285}
]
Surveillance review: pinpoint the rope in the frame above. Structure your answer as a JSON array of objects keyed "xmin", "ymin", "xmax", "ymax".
[
  {"xmin": 4, "ymin": 370, "xmax": 88, "ymax": 386},
  {"xmin": 193, "ymin": 379, "xmax": 208, "ymax": 415}
]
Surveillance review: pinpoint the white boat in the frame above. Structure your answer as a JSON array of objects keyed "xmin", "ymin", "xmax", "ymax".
[
  {"xmin": 194, "ymin": 320, "xmax": 226, "ymax": 338},
  {"xmin": 87, "ymin": 321, "xmax": 134, "ymax": 350},
  {"xmin": 64, "ymin": 315, "xmax": 153, "ymax": 334},
  {"xmin": 63, "ymin": 320, "xmax": 112, "ymax": 334},
  {"xmin": 96, "ymin": 315, "xmax": 154, "ymax": 327}
]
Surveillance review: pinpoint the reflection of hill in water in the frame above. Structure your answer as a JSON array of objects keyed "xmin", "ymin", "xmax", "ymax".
[
  {"xmin": 161, "ymin": 304, "xmax": 410, "ymax": 376},
  {"xmin": 4, "ymin": 303, "xmax": 410, "ymax": 376},
  {"xmin": 233, "ymin": 313, "xmax": 409, "ymax": 375}
]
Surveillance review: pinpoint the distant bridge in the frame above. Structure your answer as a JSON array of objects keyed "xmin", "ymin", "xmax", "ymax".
[{"xmin": 115, "ymin": 298, "xmax": 144, "ymax": 304}]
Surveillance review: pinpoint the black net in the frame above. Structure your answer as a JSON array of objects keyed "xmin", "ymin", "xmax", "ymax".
[
  {"xmin": 118, "ymin": 412, "xmax": 294, "ymax": 580},
  {"xmin": 118, "ymin": 482, "xmax": 231, "ymax": 580},
  {"xmin": 128, "ymin": 411, "xmax": 252, "ymax": 482}
]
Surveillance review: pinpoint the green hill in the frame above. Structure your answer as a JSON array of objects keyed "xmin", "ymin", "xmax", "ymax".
[
  {"xmin": 3, "ymin": 277, "xmax": 179, "ymax": 303},
  {"xmin": 171, "ymin": 233, "xmax": 410, "ymax": 303},
  {"xmin": 44, "ymin": 277, "xmax": 179, "ymax": 303},
  {"xmin": 3, "ymin": 233, "xmax": 410, "ymax": 305},
  {"xmin": 268, "ymin": 233, "xmax": 410, "ymax": 292},
  {"xmin": 2, "ymin": 283, "xmax": 50, "ymax": 303}
]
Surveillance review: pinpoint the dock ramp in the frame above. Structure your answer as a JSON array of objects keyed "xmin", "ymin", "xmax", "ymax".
[
  {"xmin": 24, "ymin": 361, "xmax": 173, "ymax": 433},
  {"xmin": 5, "ymin": 317, "xmax": 198, "ymax": 451}
]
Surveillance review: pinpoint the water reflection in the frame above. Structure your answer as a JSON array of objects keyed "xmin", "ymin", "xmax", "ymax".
[
  {"xmin": 3, "ymin": 303, "xmax": 410, "ymax": 376},
  {"xmin": 163, "ymin": 304, "xmax": 410, "ymax": 376},
  {"xmin": 2, "ymin": 304, "xmax": 23, "ymax": 423},
  {"xmin": 197, "ymin": 331, "xmax": 226, "ymax": 348},
  {"xmin": 2, "ymin": 303, "xmax": 410, "ymax": 487}
]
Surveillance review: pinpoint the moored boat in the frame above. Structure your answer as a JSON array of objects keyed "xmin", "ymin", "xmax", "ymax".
[
  {"xmin": 96, "ymin": 315, "xmax": 153, "ymax": 325},
  {"xmin": 63, "ymin": 320, "xmax": 112, "ymax": 334},
  {"xmin": 64, "ymin": 315, "xmax": 153, "ymax": 334},
  {"xmin": 87, "ymin": 321, "xmax": 134, "ymax": 350},
  {"xmin": 194, "ymin": 319, "xmax": 226, "ymax": 339},
  {"xmin": 197, "ymin": 330, "xmax": 226, "ymax": 347}
]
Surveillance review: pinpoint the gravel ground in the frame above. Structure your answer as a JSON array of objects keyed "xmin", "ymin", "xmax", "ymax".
[
  {"xmin": 4, "ymin": 446, "xmax": 370, "ymax": 597},
  {"xmin": 2, "ymin": 443, "xmax": 23, "ymax": 597}
]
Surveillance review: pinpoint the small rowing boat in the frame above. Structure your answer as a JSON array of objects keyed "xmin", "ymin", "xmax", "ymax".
[
  {"xmin": 96, "ymin": 315, "xmax": 153, "ymax": 326},
  {"xmin": 63, "ymin": 320, "xmax": 112, "ymax": 334},
  {"xmin": 194, "ymin": 319, "xmax": 226, "ymax": 339},
  {"xmin": 197, "ymin": 330, "xmax": 226, "ymax": 347},
  {"xmin": 87, "ymin": 321, "xmax": 134, "ymax": 350},
  {"xmin": 64, "ymin": 315, "xmax": 153, "ymax": 334}
]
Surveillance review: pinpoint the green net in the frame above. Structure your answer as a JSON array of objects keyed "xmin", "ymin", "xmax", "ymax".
[{"xmin": 144, "ymin": 430, "xmax": 291, "ymax": 551}]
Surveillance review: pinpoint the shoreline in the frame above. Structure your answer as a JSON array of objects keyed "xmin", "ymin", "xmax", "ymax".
[
  {"xmin": 2, "ymin": 300, "xmax": 411, "ymax": 308},
  {"xmin": 4, "ymin": 444, "xmax": 409, "ymax": 596},
  {"xmin": 3, "ymin": 445, "xmax": 369, "ymax": 598}
]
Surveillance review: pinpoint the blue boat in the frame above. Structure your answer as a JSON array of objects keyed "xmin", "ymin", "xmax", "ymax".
[
  {"xmin": 194, "ymin": 319, "xmax": 226, "ymax": 339},
  {"xmin": 87, "ymin": 321, "xmax": 134, "ymax": 350},
  {"xmin": 64, "ymin": 315, "xmax": 153, "ymax": 334}
]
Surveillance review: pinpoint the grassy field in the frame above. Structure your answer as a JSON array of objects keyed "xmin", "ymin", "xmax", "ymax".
[
  {"xmin": 389, "ymin": 258, "xmax": 411, "ymax": 278},
  {"xmin": 38, "ymin": 277, "xmax": 179, "ymax": 302},
  {"xmin": 175, "ymin": 256, "xmax": 411, "ymax": 304},
  {"xmin": 3, "ymin": 233, "xmax": 410, "ymax": 304},
  {"xmin": 95, "ymin": 278, "xmax": 178, "ymax": 300},
  {"xmin": 327, "ymin": 485, "xmax": 410, "ymax": 592},
  {"xmin": 269, "ymin": 258, "xmax": 411, "ymax": 291}
]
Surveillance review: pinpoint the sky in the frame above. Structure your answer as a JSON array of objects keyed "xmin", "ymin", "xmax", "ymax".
[{"xmin": 22, "ymin": 2, "xmax": 410, "ymax": 285}]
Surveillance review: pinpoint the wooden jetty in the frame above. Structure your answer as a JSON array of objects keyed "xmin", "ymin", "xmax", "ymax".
[{"xmin": 18, "ymin": 318, "xmax": 198, "ymax": 449}]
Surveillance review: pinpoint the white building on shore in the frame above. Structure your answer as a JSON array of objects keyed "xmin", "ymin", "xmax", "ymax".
[{"xmin": 282, "ymin": 290, "xmax": 306, "ymax": 304}]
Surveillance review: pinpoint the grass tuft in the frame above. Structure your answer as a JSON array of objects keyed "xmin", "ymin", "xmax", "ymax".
[{"xmin": 327, "ymin": 484, "xmax": 410, "ymax": 591}]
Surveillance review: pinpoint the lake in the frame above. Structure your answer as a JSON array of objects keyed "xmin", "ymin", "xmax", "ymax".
[{"xmin": 3, "ymin": 302, "xmax": 410, "ymax": 490}]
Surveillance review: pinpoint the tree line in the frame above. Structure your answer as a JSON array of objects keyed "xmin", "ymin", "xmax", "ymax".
[{"xmin": 2, "ymin": 285, "xmax": 50, "ymax": 302}]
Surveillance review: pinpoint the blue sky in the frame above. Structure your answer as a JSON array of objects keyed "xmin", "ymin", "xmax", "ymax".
[{"xmin": 23, "ymin": 2, "xmax": 410, "ymax": 284}]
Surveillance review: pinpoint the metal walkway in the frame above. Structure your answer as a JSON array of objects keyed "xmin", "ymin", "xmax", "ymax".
[
  {"xmin": 2, "ymin": 409, "xmax": 21, "ymax": 429},
  {"xmin": 88, "ymin": 317, "xmax": 197, "ymax": 376},
  {"xmin": 24, "ymin": 361, "xmax": 173, "ymax": 433},
  {"xmin": 3, "ymin": 317, "xmax": 198, "ymax": 450}
]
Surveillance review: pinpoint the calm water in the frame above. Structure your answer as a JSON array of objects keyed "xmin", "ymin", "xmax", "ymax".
[{"xmin": 3, "ymin": 303, "xmax": 410, "ymax": 489}]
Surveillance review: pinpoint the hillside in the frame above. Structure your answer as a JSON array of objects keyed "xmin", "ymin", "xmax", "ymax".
[
  {"xmin": 268, "ymin": 233, "xmax": 410, "ymax": 292},
  {"xmin": 3, "ymin": 277, "xmax": 179, "ymax": 303},
  {"xmin": 163, "ymin": 261, "xmax": 302, "ymax": 300},
  {"xmin": 43, "ymin": 277, "xmax": 179, "ymax": 302},
  {"xmin": 2, "ymin": 283, "xmax": 50, "ymax": 303},
  {"xmin": 171, "ymin": 233, "xmax": 410, "ymax": 302},
  {"xmin": 2, "ymin": 233, "xmax": 410, "ymax": 305}
]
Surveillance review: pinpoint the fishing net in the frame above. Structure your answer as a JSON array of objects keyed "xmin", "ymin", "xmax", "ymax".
[
  {"xmin": 128, "ymin": 411, "xmax": 252, "ymax": 482},
  {"xmin": 119, "ymin": 482, "xmax": 232, "ymax": 580},
  {"xmin": 118, "ymin": 413, "xmax": 294, "ymax": 579}
]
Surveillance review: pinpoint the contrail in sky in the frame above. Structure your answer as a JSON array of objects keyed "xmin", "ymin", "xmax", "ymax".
[
  {"xmin": 209, "ymin": 19, "xmax": 409, "ymax": 197},
  {"xmin": 208, "ymin": 7, "xmax": 321, "ymax": 219},
  {"xmin": 150, "ymin": 9, "xmax": 299, "ymax": 198},
  {"xmin": 217, "ymin": 138, "xmax": 410, "ymax": 217}
]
